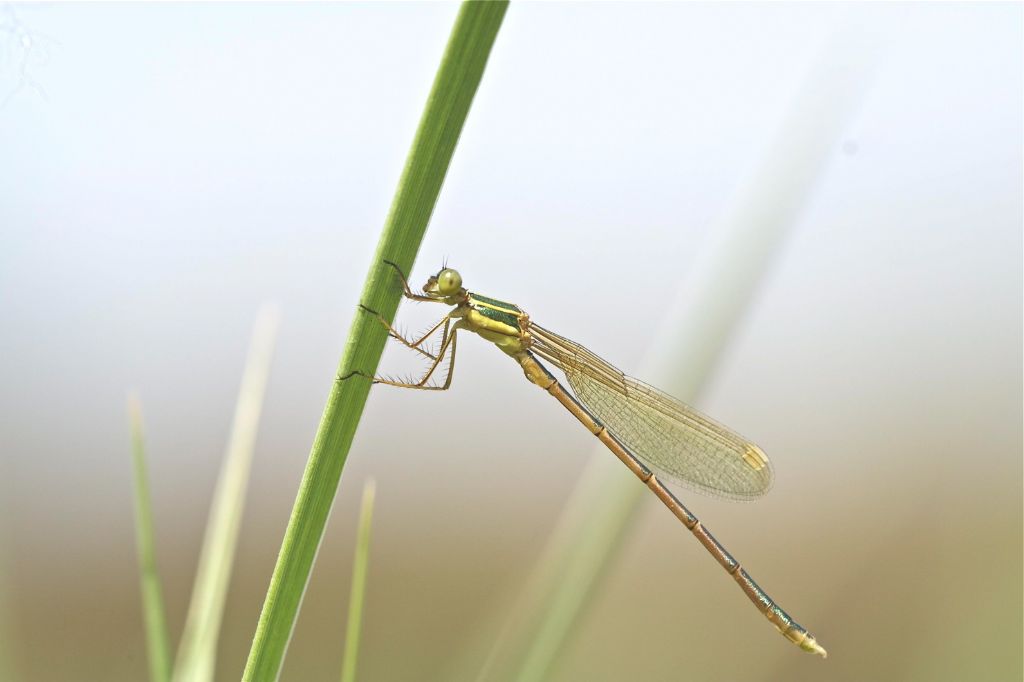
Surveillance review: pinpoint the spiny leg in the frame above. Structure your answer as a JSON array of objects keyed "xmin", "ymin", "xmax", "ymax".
[
  {"xmin": 382, "ymin": 259, "xmax": 444, "ymax": 304},
  {"xmin": 358, "ymin": 303, "xmax": 451, "ymax": 360},
  {"xmin": 406, "ymin": 318, "xmax": 449, "ymax": 362},
  {"xmin": 397, "ymin": 318, "xmax": 449, "ymax": 362},
  {"xmin": 336, "ymin": 331, "xmax": 454, "ymax": 388},
  {"xmin": 375, "ymin": 327, "xmax": 459, "ymax": 391}
]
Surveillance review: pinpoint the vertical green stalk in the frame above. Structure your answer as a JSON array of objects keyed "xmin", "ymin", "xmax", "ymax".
[
  {"xmin": 339, "ymin": 479, "xmax": 377, "ymax": 682},
  {"xmin": 0, "ymin": 505, "xmax": 18, "ymax": 681},
  {"xmin": 242, "ymin": 4, "xmax": 508, "ymax": 680},
  {"xmin": 129, "ymin": 394, "xmax": 172, "ymax": 682},
  {"xmin": 173, "ymin": 306, "xmax": 280, "ymax": 682}
]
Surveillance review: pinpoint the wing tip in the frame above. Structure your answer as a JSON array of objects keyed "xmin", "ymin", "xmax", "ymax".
[{"xmin": 742, "ymin": 443, "xmax": 770, "ymax": 472}]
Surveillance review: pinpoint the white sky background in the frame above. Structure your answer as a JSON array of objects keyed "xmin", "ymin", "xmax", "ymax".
[{"xmin": 0, "ymin": 2, "xmax": 1020, "ymax": 680}]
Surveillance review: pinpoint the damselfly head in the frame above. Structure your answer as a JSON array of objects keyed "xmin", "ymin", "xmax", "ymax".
[{"xmin": 424, "ymin": 267, "xmax": 463, "ymax": 298}]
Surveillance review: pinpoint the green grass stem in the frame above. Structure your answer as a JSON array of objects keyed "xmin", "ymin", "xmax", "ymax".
[
  {"xmin": 172, "ymin": 306, "xmax": 280, "ymax": 682},
  {"xmin": 242, "ymin": 4, "xmax": 508, "ymax": 680},
  {"xmin": 0, "ymin": 516, "xmax": 18, "ymax": 680},
  {"xmin": 128, "ymin": 394, "xmax": 173, "ymax": 682},
  {"xmin": 339, "ymin": 479, "xmax": 377, "ymax": 682}
]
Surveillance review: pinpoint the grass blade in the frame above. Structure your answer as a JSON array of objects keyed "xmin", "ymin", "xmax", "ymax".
[
  {"xmin": 468, "ymin": 463, "xmax": 641, "ymax": 682},
  {"xmin": 172, "ymin": 305, "xmax": 280, "ymax": 682},
  {"xmin": 0, "ymin": 515, "xmax": 18, "ymax": 680},
  {"xmin": 128, "ymin": 394, "xmax": 173, "ymax": 682},
  {"xmin": 487, "ymin": 39, "xmax": 872, "ymax": 681},
  {"xmin": 339, "ymin": 479, "xmax": 377, "ymax": 682},
  {"xmin": 242, "ymin": 4, "xmax": 508, "ymax": 680}
]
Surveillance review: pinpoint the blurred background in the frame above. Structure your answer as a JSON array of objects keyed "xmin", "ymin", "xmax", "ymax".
[{"xmin": 1, "ymin": 2, "xmax": 1020, "ymax": 681}]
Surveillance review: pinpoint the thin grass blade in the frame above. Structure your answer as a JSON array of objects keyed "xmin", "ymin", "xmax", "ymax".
[
  {"xmin": 242, "ymin": 4, "xmax": 508, "ymax": 680},
  {"xmin": 0, "ymin": 521, "xmax": 18, "ymax": 680},
  {"xmin": 339, "ymin": 479, "xmax": 377, "ymax": 682},
  {"xmin": 128, "ymin": 394, "xmax": 173, "ymax": 682},
  {"xmin": 467, "ymin": 463, "xmax": 640, "ymax": 682},
  {"xmin": 484, "ymin": 38, "xmax": 873, "ymax": 682},
  {"xmin": 172, "ymin": 305, "xmax": 280, "ymax": 682}
]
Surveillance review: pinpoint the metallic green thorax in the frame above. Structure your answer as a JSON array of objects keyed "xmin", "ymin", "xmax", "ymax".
[
  {"xmin": 364, "ymin": 264, "xmax": 826, "ymax": 657},
  {"xmin": 468, "ymin": 293, "xmax": 523, "ymax": 330}
]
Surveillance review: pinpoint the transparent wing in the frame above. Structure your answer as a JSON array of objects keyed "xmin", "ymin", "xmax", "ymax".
[{"xmin": 530, "ymin": 323, "xmax": 773, "ymax": 500}]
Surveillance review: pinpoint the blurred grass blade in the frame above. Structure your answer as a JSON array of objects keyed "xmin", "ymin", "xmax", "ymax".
[
  {"xmin": 128, "ymin": 394, "xmax": 173, "ymax": 682},
  {"xmin": 469, "ymin": 463, "xmax": 640, "ymax": 682},
  {"xmin": 339, "ymin": 479, "xmax": 377, "ymax": 682},
  {"xmin": 172, "ymin": 306, "xmax": 281, "ymax": 682},
  {"xmin": 0, "ymin": 512, "xmax": 18, "ymax": 680},
  {"xmin": 242, "ymin": 4, "xmax": 508, "ymax": 680},
  {"xmin": 483, "ymin": 38, "xmax": 873, "ymax": 682}
]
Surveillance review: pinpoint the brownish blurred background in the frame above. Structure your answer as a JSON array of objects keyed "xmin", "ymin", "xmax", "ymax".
[{"xmin": 1, "ymin": 2, "xmax": 1020, "ymax": 681}]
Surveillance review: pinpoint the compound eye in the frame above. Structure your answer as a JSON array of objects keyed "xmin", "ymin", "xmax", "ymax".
[{"xmin": 436, "ymin": 268, "xmax": 462, "ymax": 295}]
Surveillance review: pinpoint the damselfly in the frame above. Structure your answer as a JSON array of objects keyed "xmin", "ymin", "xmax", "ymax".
[{"xmin": 348, "ymin": 262, "xmax": 826, "ymax": 657}]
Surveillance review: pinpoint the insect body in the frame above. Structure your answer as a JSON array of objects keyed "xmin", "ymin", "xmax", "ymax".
[{"xmin": 355, "ymin": 263, "xmax": 825, "ymax": 656}]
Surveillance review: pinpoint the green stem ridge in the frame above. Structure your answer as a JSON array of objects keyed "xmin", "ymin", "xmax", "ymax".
[
  {"xmin": 128, "ymin": 395, "xmax": 173, "ymax": 682},
  {"xmin": 242, "ymin": 4, "xmax": 508, "ymax": 680}
]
